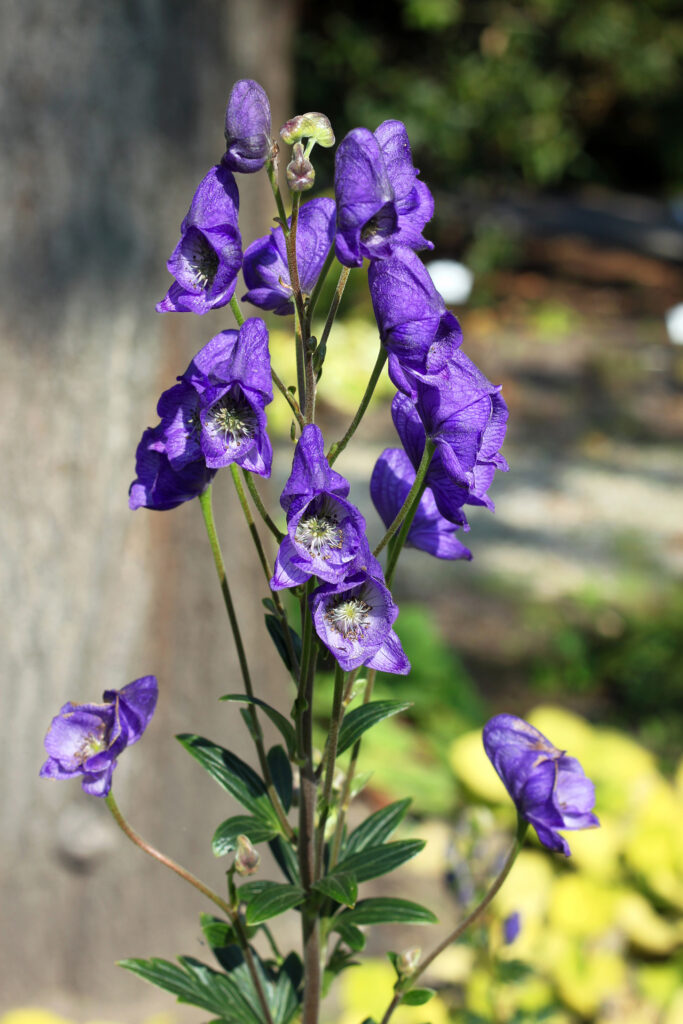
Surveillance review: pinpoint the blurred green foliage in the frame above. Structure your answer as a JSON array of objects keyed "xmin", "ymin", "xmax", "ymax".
[{"xmin": 297, "ymin": 0, "xmax": 683, "ymax": 193}]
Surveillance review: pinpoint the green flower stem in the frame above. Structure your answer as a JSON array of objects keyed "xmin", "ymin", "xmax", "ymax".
[
  {"xmin": 229, "ymin": 294, "xmax": 245, "ymax": 327},
  {"xmin": 317, "ymin": 265, "xmax": 350, "ymax": 362},
  {"xmin": 314, "ymin": 662, "xmax": 346, "ymax": 881},
  {"xmin": 380, "ymin": 818, "xmax": 529, "ymax": 1024},
  {"xmin": 295, "ymin": 320, "xmax": 306, "ymax": 423},
  {"xmin": 305, "ymin": 246, "xmax": 337, "ymax": 326},
  {"xmin": 327, "ymin": 347, "xmax": 387, "ymax": 466},
  {"xmin": 373, "ymin": 439, "xmax": 436, "ymax": 557},
  {"xmin": 105, "ymin": 792, "xmax": 275, "ymax": 1024},
  {"xmin": 242, "ymin": 469, "xmax": 285, "ymax": 542},
  {"xmin": 198, "ymin": 486, "xmax": 294, "ymax": 843},
  {"xmin": 328, "ymin": 670, "xmax": 375, "ymax": 870},
  {"xmin": 272, "ymin": 366, "xmax": 305, "ymax": 431},
  {"xmin": 384, "ymin": 473, "xmax": 430, "ymax": 590},
  {"xmin": 266, "ymin": 155, "xmax": 288, "ymax": 226},
  {"xmin": 230, "ymin": 465, "xmax": 298, "ymax": 681}
]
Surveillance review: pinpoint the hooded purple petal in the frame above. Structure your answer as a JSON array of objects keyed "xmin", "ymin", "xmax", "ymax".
[
  {"xmin": 243, "ymin": 198, "xmax": 336, "ymax": 315},
  {"xmin": 223, "ymin": 79, "xmax": 271, "ymax": 173},
  {"xmin": 279, "ymin": 425, "xmax": 349, "ymax": 512},
  {"xmin": 369, "ymin": 248, "xmax": 461, "ymax": 379},
  {"xmin": 157, "ymin": 164, "xmax": 242, "ymax": 315},
  {"xmin": 129, "ymin": 425, "xmax": 215, "ymax": 511},
  {"xmin": 374, "ymin": 120, "xmax": 434, "ymax": 254},
  {"xmin": 482, "ymin": 714, "xmax": 599, "ymax": 855},
  {"xmin": 371, "ymin": 448, "xmax": 471, "ymax": 561},
  {"xmin": 40, "ymin": 677, "xmax": 159, "ymax": 798}
]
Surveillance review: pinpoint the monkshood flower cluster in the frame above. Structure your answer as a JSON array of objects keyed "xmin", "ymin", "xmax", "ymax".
[{"xmin": 40, "ymin": 78, "xmax": 600, "ymax": 1024}]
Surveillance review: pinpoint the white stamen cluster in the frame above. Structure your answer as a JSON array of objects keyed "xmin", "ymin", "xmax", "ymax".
[
  {"xmin": 295, "ymin": 513, "xmax": 343, "ymax": 559},
  {"xmin": 75, "ymin": 724, "xmax": 107, "ymax": 765},
  {"xmin": 186, "ymin": 234, "xmax": 219, "ymax": 290},
  {"xmin": 325, "ymin": 597, "xmax": 372, "ymax": 640},
  {"xmin": 208, "ymin": 395, "xmax": 256, "ymax": 449}
]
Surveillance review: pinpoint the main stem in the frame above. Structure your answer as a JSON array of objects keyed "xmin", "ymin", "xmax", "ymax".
[
  {"xmin": 198, "ymin": 486, "xmax": 294, "ymax": 842},
  {"xmin": 373, "ymin": 440, "xmax": 436, "ymax": 556},
  {"xmin": 314, "ymin": 662, "xmax": 346, "ymax": 881},
  {"xmin": 380, "ymin": 819, "xmax": 529, "ymax": 1024},
  {"xmin": 329, "ymin": 669, "xmax": 375, "ymax": 870},
  {"xmin": 105, "ymin": 792, "xmax": 275, "ymax": 1024}
]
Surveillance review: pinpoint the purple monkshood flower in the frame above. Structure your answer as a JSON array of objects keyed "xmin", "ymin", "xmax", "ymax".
[
  {"xmin": 334, "ymin": 120, "xmax": 434, "ymax": 268},
  {"xmin": 483, "ymin": 714, "xmax": 600, "ymax": 856},
  {"xmin": 223, "ymin": 79, "xmax": 271, "ymax": 174},
  {"xmin": 310, "ymin": 567, "xmax": 410, "ymax": 674},
  {"xmin": 391, "ymin": 349, "xmax": 508, "ymax": 522},
  {"xmin": 242, "ymin": 198, "xmax": 336, "ymax": 315},
  {"xmin": 503, "ymin": 912, "xmax": 521, "ymax": 944},
  {"xmin": 371, "ymin": 448, "xmax": 472, "ymax": 561},
  {"xmin": 40, "ymin": 676, "xmax": 158, "ymax": 797},
  {"xmin": 369, "ymin": 247, "xmax": 462, "ymax": 389},
  {"xmin": 129, "ymin": 424, "xmax": 216, "ymax": 511},
  {"xmin": 157, "ymin": 163, "xmax": 242, "ymax": 315},
  {"xmin": 272, "ymin": 424, "xmax": 367, "ymax": 589},
  {"xmin": 129, "ymin": 320, "xmax": 273, "ymax": 503}
]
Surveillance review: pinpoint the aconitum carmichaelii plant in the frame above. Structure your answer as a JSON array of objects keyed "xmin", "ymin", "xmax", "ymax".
[
  {"xmin": 483, "ymin": 714, "xmax": 600, "ymax": 855},
  {"xmin": 42, "ymin": 77, "xmax": 601, "ymax": 1024},
  {"xmin": 40, "ymin": 676, "xmax": 158, "ymax": 797}
]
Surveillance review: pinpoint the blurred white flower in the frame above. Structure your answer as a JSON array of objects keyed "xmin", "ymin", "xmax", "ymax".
[
  {"xmin": 665, "ymin": 303, "xmax": 683, "ymax": 345},
  {"xmin": 425, "ymin": 259, "xmax": 474, "ymax": 304}
]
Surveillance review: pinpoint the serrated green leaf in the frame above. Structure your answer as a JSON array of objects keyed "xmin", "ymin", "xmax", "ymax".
[
  {"xmin": 268, "ymin": 745, "xmax": 293, "ymax": 812},
  {"xmin": 220, "ymin": 695, "xmax": 296, "ymax": 758},
  {"xmin": 176, "ymin": 734, "xmax": 278, "ymax": 826},
  {"xmin": 336, "ymin": 897, "xmax": 437, "ymax": 926},
  {"xmin": 337, "ymin": 700, "xmax": 411, "ymax": 756},
  {"xmin": 118, "ymin": 956, "xmax": 261, "ymax": 1023},
  {"xmin": 401, "ymin": 988, "xmax": 435, "ymax": 1006},
  {"xmin": 312, "ymin": 871, "xmax": 358, "ymax": 908},
  {"xmin": 212, "ymin": 815, "xmax": 279, "ymax": 857},
  {"xmin": 264, "ymin": 614, "xmax": 302, "ymax": 674},
  {"xmin": 334, "ymin": 839, "xmax": 425, "ymax": 883},
  {"xmin": 345, "ymin": 798, "xmax": 412, "ymax": 856},
  {"xmin": 243, "ymin": 882, "xmax": 306, "ymax": 925},
  {"xmin": 333, "ymin": 922, "xmax": 366, "ymax": 952}
]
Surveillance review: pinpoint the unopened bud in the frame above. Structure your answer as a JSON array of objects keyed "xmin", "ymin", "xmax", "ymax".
[
  {"xmin": 286, "ymin": 143, "xmax": 315, "ymax": 192},
  {"xmin": 280, "ymin": 112, "xmax": 335, "ymax": 148},
  {"xmin": 234, "ymin": 834, "xmax": 260, "ymax": 876},
  {"xmin": 397, "ymin": 947, "xmax": 421, "ymax": 976}
]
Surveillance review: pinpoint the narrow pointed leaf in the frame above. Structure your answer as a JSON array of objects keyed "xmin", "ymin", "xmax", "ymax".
[
  {"xmin": 269, "ymin": 833, "xmax": 300, "ymax": 884},
  {"xmin": 337, "ymin": 700, "xmax": 411, "ymax": 756},
  {"xmin": 220, "ymin": 694, "xmax": 296, "ymax": 758},
  {"xmin": 212, "ymin": 815, "xmax": 279, "ymax": 857},
  {"xmin": 264, "ymin": 613, "xmax": 302, "ymax": 674},
  {"xmin": 334, "ymin": 839, "xmax": 425, "ymax": 883},
  {"xmin": 312, "ymin": 871, "xmax": 358, "ymax": 908},
  {"xmin": 333, "ymin": 922, "xmax": 366, "ymax": 952},
  {"xmin": 176, "ymin": 734, "xmax": 278, "ymax": 826},
  {"xmin": 118, "ymin": 956, "xmax": 261, "ymax": 1023},
  {"xmin": 268, "ymin": 744, "xmax": 293, "ymax": 811},
  {"xmin": 345, "ymin": 798, "xmax": 412, "ymax": 856},
  {"xmin": 243, "ymin": 881, "xmax": 306, "ymax": 925},
  {"xmin": 336, "ymin": 897, "xmax": 437, "ymax": 926}
]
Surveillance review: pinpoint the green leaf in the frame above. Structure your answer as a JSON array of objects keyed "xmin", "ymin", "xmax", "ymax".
[
  {"xmin": 401, "ymin": 988, "xmax": 436, "ymax": 1006},
  {"xmin": 243, "ymin": 881, "xmax": 306, "ymax": 925},
  {"xmin": 312, "ymin": 871, "xmax": 358, "ymax": 908},
  {"xmin": 264, "ymin": 614, "xmax": 302, "ymax": 675},
  {"xmin": 118, "ymin": 956, "xmax": 262, "ymax": 1024},
  {"xmin": 176, "ymin": 734, "xmax": 278, "ymax": 826},
  {"xmin": 333, "ymin": 922, "xmax": 366, "ymax": 952},
  {"xmin": 212, "ymin": 815, "xmax": 279, "ymax": 857},
  {"xmin": 336, "ymin": 897, "xmax": 437, "ymax": 926},
  {"xmin": 337, "ymin": 700, "xmax": 411, "ymax": 755},
  {"xmin": 334, "ymin": 839, "xmax": 425, "ymax": 883},
  {"xmin": 269, "ymin": 833, "xmax": 300, "ymax": 884},
  {"xmin": 345, "ymin": 798, "xmax": 412, "ymax": 856},
  {"xmin": 268, "ymin": 744, "xmax": 293, "ymax": 812},
  {"xmin": 269, "ymin": 952, "xmax": 303, "ymax": 1024},
  {"xmin": 199, "ymin": 913, "xmax": 236, "ymax": 950},
  {"xmin": 220, "ymin": 694, "xmax": 296, "ymax": 758}
]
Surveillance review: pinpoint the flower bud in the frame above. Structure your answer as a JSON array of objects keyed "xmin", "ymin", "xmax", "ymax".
[
  {"xmin": 397, "ymin": 947, "xmax": 421, "ymax": 976},
  {"xmin": 234, "ymin": 834, "xmax": 260, "ymax": 876},
  {"xmin": 286, "ymin": 143, "xmax": 315, "ymax": 192},
  {"xmin": 280, "ymin": 112, "xmax": 335, "ymax": 148}
]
